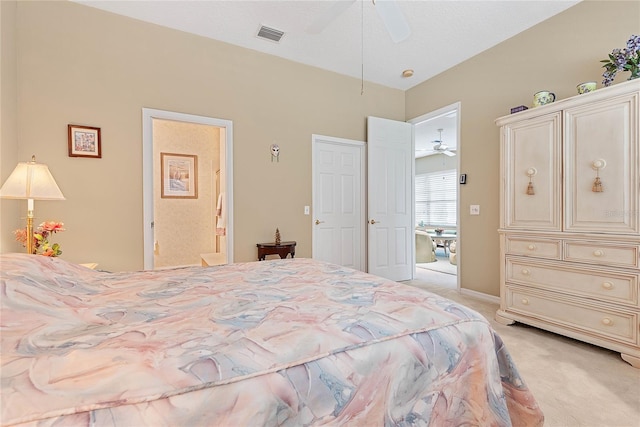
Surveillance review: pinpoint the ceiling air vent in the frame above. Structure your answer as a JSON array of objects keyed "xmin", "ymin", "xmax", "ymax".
[{"xmin": 257, "ymin": 25, "xmax": 285, "ymax": 43}]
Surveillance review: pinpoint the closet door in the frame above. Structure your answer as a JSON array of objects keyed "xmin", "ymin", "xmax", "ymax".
[
  {"xmin": 564, "ymin": 92, "xmax": 639, "ymax": 234},
  {"xmin": 501, "ymin": 112, "xmax": 562, "ymax": 231}
]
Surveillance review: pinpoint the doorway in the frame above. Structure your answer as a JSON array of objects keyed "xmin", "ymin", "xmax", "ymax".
[
  {"xmin": 142, "ymin": 109, "xmax": 234, "ymax": 270},
  {"xmin": 409, "ymin": 102, "xmax": 461, "ymax": 289}
]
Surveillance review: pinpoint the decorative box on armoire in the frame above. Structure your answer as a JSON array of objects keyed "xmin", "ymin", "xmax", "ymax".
[{"xmin": 495, "ymin": 79, "xmax": 640, "ymax": 368}]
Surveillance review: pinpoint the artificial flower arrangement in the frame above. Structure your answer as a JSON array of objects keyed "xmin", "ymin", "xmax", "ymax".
[
  {"xmin": 14, "ymin": 221, "xmax": 65, "ymax": 256},
  {"xmin": 434, "ymin": 228, "xmax": 444, "ymax": 235},
  {"xmin": 601, "ymin": 34, "xmax": 640, "ymax": 86}
]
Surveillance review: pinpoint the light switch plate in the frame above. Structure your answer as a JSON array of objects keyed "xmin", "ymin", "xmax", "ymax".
[
  {"xmin": 470, "ymin": 205, "xmax": 480, "ymax": 215},
  {"xmin": 304, "ymin": 206, "xmax": 310, "ymax": 215}
]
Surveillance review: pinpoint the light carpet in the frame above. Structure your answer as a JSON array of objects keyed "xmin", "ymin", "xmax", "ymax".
[
  {"xmin": 403, "ymin": 268, "xmax": 640, "ymax": 427},
  {"xmin": 416, "ymin": 255, "xmax": 457, "ymax": 275}
]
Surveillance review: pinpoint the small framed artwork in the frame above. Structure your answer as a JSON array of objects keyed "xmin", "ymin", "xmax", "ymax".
[
  {"xmin": 459, "ymin": 173, "xmax": 467, "ymax": 185},
  {"xmin": 68, "ymin": 125, "xmax": 101, "ymax": 158},
  {"xmin": 161, "ymin": 152, "xmax": 198, "ymax": 199}
]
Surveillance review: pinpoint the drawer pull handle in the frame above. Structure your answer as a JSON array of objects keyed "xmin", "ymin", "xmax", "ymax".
[
  {"xmin": 527, "ymin": 244, "xmax": 536, "ymax": 251},
  {"xmin": 521, "ymin": 269, "xmax": 530, "ymax": 276},
  {"xmin": 601, "ymin": 317, "xmax": 613, "ymax": 326},
  {"xmin": 602, "ymin": 281, "xmax": 614, "ymax": 290},
  {"xmin": 521, "ymin": 298, "xmax": 529, "ymax": 305},
  {"xmin": 593, "ymin": 249, "xmax": 604, "ymax": 257}
]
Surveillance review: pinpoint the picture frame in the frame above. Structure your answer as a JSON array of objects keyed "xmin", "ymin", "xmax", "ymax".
[
  {"xmin": 68, "ymin": 125, "xmax": 101, "ymax": 158},
  {"xmin": 160, "ymin": 152, "xmax": 198, "ymax": 199},
  {"xmin": 459, "ymin": 173, "xmax": 467, "ymax": 185}
]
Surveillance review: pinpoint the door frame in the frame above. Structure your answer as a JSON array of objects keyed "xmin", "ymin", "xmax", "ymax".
[
  {"xmin": 142, "ymin": 108, "xmax": 234, "ymax": 269},
  {"xmin": 408, "ymin": 101, "xmax": 461, "ymax": 287},
  {"xmin": 311, "ymin": 134, "xmax": 366, "ymax": 271}
]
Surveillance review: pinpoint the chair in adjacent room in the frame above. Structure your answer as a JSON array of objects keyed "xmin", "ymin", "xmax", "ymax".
[
  {"xmin": 415, "ymin": 230, "xmax": 437, "ymax": 263},
  {"xmin": 449, "ymin": 241, "xmax": 458, "ymax": 265}
]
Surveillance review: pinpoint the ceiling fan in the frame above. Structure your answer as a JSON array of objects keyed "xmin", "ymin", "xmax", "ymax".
[
  {"xmin": 432, "ymin": 129, "xmax": 456, "ymax": 157},
  {"xmin": 306, "ymin": 0, "xmax": 411, "ymax": 43}
]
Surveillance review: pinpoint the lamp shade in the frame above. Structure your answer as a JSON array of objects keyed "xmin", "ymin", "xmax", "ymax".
[{"xmin": 0, "ymin": 157, "xmax": 65, "ymax": 200}]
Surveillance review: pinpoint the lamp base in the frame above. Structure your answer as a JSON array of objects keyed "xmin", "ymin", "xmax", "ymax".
[{"xmin": 26, "ymin": 203, "xmax": 35, "ymax": 255}]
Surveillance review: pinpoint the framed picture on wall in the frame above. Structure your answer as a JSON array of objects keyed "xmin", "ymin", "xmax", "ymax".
[
  {"xmin": 161, "ymin": 152, "xmax": 198, "ymax": 199},
  {"xmin": 68, "ymin": 125, "xmax": 102, "ymax": 158}
]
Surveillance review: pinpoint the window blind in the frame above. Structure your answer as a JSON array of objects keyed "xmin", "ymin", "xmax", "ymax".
[{"xmin": 415, "ymin": 169, "xmax": 457, "ymax": 227}]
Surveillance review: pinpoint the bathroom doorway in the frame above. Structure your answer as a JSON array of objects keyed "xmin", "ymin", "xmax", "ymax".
[{"xmin": 142, "ymin": 109, "xmax": 233, "ymax": 269}]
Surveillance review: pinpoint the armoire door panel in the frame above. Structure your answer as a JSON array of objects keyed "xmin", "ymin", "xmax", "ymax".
[
  {"xmin": 564, "ymin": 92, "xmax": 639, "ymax": 234},
  {"xmin": 502, "ymin": 112, "xmax": 562, "ymax": 230}
]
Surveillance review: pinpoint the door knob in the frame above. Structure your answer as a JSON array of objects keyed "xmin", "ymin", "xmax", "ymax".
[
  {"xmin": 315, "ymin": 219, "xmax": 325, "ymax": 225},
  {"xmin": 369, "ymin": 219, "xmax": 379, "ymax": 224}
]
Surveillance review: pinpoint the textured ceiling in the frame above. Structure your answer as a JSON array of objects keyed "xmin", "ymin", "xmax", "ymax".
[
  {"xmin": 75, "ymin": 0, "xmax": 580, "ymax": 91},
  {"xmin": 73, "ymin": 0, "xmax": 581, "ymax": 156}
]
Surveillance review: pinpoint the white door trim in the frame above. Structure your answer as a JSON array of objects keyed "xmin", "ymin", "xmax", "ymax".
[
  {"xmin": 311, "ymin": 134, "xmax": 366, "ymax": 271},
  {"xmin": 142, "ymin": 108, "xmax": 234, "ymax": 270}
]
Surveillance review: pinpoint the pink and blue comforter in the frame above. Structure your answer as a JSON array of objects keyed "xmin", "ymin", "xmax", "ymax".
[{"xmin": 0, "ymin": 254, "xmax": 543, "ymax": 426}]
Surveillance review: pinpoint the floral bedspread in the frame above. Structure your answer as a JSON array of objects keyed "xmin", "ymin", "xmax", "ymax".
[{"xmin": 0, "ymin": 254, "xmax": 543, "ymax": 426}]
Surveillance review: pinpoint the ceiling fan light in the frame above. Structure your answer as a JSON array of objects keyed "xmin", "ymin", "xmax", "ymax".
[
  {"xmin": 306, "ymin": 0, "xmax": 356, "ymax": 34},
  {"xmin": 374, "ymin": 0, "xmax": 411, "ymax": 43}
]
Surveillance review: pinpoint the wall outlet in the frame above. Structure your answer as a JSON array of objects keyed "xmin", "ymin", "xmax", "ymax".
[
  {"xmin": 470, "ymin": 205, "xmax": 480, "ymax": 215},
  {"xmin": 304, "ymin": 206, "xmax": 310, "ymax": 215}
]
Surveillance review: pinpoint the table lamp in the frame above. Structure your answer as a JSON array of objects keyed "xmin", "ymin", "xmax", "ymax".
[{"xmin": 0, "ymin": 155, "xmax": 65, "ymax": 254}]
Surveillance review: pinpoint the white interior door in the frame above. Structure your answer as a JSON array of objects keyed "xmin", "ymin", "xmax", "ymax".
[
  {"xmin": 367, "ymin": 116, "xmax": 414, "ymax": 281},
  {"xmin": 312, "ymin": 135, "xmax": 365, "ymax": 271}
]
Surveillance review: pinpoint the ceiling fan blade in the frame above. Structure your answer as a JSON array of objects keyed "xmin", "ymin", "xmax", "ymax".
[
  {"xmin": 306, "ymin": 0, "xmax": 356, "ymax": 34},
  {"xmin": 374, "ymin": 0, "xmax": 410, "ymax": 43},
  {"xmin": 443, "ymin": 150, "xmax": 456, "ymax": 157}
]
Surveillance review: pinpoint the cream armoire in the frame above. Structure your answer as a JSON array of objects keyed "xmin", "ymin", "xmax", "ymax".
[{"xmin": 496, "ymin": 80, "xmax": 639, "ymax": 368}]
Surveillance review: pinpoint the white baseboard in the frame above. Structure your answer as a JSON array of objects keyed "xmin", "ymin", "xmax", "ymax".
[{"xmin": 459, "ymin": 288, "xmax": 500, "ymax": 304}]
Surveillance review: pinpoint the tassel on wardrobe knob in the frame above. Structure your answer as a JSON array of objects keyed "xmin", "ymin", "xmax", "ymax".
[
  {"xmin": 526, "ymin": 181, "xmax": 535, "ymax": 195},
  {"xmin": 592, "ymin": 177, "xmax": 603, "ymax": 192},
  {"xmin": 525, "ymin": 168, "xmax": 536, "ymax": 196}
]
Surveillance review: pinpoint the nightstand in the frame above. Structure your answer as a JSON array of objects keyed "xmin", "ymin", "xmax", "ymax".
[
  {"xmin": 80, "ymin": 263, "xmax": 98, "ymax": 269},
  {"xmin": 256, "ymin": 241, "xmax": 296, "ymax": 261}
]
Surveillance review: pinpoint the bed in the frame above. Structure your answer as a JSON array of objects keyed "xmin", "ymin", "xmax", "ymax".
[{"xmin": 0, "ymin": 253, "xmax": 543, "ymax": 426}]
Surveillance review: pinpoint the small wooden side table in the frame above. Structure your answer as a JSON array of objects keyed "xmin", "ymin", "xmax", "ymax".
[{"xmin": 256, "ymin": 241, "xmax": 296, "ymax": 261}]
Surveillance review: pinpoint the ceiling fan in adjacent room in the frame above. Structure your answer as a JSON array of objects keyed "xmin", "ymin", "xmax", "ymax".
[
  {"xmin": 431, "ymin": 129, "xmax": 456, "ymax": 157},
  {"xmin": 306, "ymin": 0, "xmax": 410, "ymax": 43}
]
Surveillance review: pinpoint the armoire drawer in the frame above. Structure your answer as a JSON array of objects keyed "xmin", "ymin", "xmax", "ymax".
[
  {"xmin": 505, "ymin": 286, "xmax": 638, "ymax": 345},
  {"xmin": 505, "ymin": 236, "xmax": 561, "ymax": 259},
  {"xmin": 506, "ymin": 258, "xmax": 638, "ymax": 305},
  {"xmin": 564, "ymin": 241, "xmax": 639, "ymax": 269}
]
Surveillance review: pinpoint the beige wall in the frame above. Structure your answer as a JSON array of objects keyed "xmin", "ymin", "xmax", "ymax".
[
  {"xmin": 1, "ymin": 1, "xmax": 404, "ymax": 271},
  {"xmin": 0, "ymin": 0, "xmax": 19, "ymax": 252},
  {"xmin": 1, "ymin": 1, "xmax": 638, "ymax": 298},
  {"xmin": 406, "ymin": 0, "xmax": 640, "ymax": 296},
  {"xmin": 153, "ymin": 120, "xmax": 220, "ymax": 268}
]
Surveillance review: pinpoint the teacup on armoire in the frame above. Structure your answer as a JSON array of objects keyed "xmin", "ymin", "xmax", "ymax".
[
  {"xmin": 577, "ymin": 81, "xmax": 597, "ymax": 94},
  {"xmin": 533, "ymin": 90, "xmax": 556, "ymax": 107}
]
